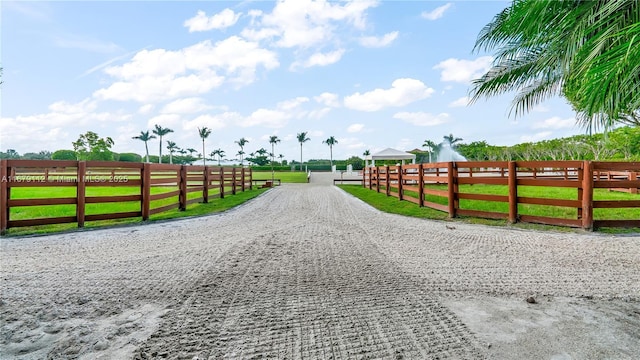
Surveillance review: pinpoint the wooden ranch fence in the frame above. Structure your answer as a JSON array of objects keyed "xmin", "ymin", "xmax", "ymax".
[
  {"xmin": 0, "ymin": 160, "xmax": 252, "ymax": 234},
  {"xmin": 363, "ymin": 160, "xmax": 640, "ymax": 230}
]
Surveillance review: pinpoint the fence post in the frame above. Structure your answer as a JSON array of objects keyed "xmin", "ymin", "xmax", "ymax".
[
  {"xmin": 248, "ymin": 168, "xmax": 252, "ymax": 191},
  {"xmin": 1, "ymin": 160, "xmax": 8, "ymax": 234},
  {"xmin": 203, "ymin": 166, "xmax": 209, "ymax": 203},
  {"xmin": 581, "ymin": 160, "xmax": 594, "ymax": 230},
  {"xmin": 418, "ymin": 164, "xmax": 424, "ymax": 207},
  {"xmin": 77, "ymin": 161, "xmax": 86, "ymax": 228},
  {"xmin": 232, "ymin": 168, "xmax": 237, "ymax": 195},
  {"xmin": 142, "ymin": 163, "xmax": 151, "ymax": 220},
  {"xmin": 385, "ymin": 165, "xmax": 390, "ymax": 196},
  {"xmin": 220, "ymin": 167, "xmax": 225, "ymax": 199},
  {"xmin": 179, "ymin": 165, "xmax": 187, "ymax": 211},
  {"xmin": 397, "ymin": 166, "xmax": 403, "ymax": 200},
  {"xmin": 447, "ymin": 162, "xmax": 457, "ymax": 218},
  {"xmin": 630, "ymin": 172, "xmax": 638, "ymax": 194},
  {"xmin": 508, "ymin": 161, "xmax": 518, "ymax": 224},
  {"xmin": 241, "ymin": 168, "xmax": 246, "ymax": 192},
  {"xmin": 577, "ymin": 164, "xmax": 584, "ymax": 220},
  {"xmin": 376, "ymin": 167, "xmax": 380, "ymax": 193},
  {"xmin": 362, "ymin": 167, "xmax": 367, "ymax": 188}
]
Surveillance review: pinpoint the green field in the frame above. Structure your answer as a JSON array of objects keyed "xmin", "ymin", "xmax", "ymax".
[
  {"xmin": 4, "ymin": 186, "xmax": 269, "ymax": 236},
  {"xmin": 340, "ymin": 184, "xmax": 640, "ymax": 233},
  {"xmin": 251, "ymin": 171, "xmax": 308, "ymax": 183},
  {"xmin": 4, "ymin": 171, "xmax": 303, "ymax": 236}
]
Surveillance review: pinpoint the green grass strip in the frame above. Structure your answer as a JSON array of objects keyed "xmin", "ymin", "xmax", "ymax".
[
  {"xmin": 338, "ymin": 185, "xmax": 640, "ymax": 234},
  {"xmin": 4, "ymin": 188, "xmax": 270, "ymax": 236}
]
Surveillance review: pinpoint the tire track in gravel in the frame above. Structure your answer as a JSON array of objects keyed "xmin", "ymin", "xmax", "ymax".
[{"xmin": 134, "ymin": 184, "xmax": 484, "ymax": 359}]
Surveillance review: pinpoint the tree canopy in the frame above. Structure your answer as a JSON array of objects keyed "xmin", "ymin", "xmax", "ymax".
[
  {"xmin": 73, "ymin": 131, "xmax": 115, "ymax": 161},
  {"xmin": 471, "ymin": 0, "xmax": 640, "ymax": 131}
]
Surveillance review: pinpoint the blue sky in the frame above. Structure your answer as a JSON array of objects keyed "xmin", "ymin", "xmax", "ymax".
[{"xmin": 1, "ymin": 0, "xmax": 584, "ymax": 163}]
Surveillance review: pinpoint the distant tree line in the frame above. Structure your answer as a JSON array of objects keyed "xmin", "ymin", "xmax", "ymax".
[
  {"xmin": 3, "ymin": 127, "xmax": 639, "ymax": 164},
  {"xmin": 413, "ymin": 126, "xmax": 640, "ymax": 163}
]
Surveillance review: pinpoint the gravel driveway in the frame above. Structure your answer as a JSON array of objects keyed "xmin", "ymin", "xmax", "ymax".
[{"xmin": 1, "ymin": 174, "xmax": 639, "ymax": 359}]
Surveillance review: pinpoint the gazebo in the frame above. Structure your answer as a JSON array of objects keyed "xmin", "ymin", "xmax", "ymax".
[{"xmin": 365, "ymin": 148, "xmax": 416, "ymax": 167}]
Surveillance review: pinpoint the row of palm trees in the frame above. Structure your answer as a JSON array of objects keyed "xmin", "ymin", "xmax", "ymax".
[{"xmin": 132, "ymin": 126, "xmax": 339, "ymax": 168}]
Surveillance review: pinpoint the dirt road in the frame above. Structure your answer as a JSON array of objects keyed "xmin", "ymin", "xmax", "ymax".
[{"xmin": 1, "ymin": 175, "xmax": 639, "ymax": 359}]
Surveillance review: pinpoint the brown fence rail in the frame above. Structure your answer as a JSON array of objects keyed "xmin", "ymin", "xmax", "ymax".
[
  {"xmin": 363, "ymin": 160, "xmax": 640, "ymax": 230},
  {"xmin": 0, "ymin": 160, "xmax": 252, "ymax": 234}
]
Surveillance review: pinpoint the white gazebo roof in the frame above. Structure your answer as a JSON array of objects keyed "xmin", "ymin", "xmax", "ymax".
[
  {"xmin": 368, "ymin": 148, "xmax": 416, "ymax": 161},
  {"xmin": 364, "ymin": 148, "xmax": 416, "ymax": 165}
]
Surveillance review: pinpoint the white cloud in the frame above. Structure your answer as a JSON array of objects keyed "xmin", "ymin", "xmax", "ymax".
[
  {"xmin": 183, "ymin": 113, "xmax": 235, "ymax": 131},
  {"xmin": 291, "ymin": 49, "xmax": 345, "ymax": 70},
  {"xmin": 147, "ymin": 114, "xmax": 183, "ymax": 129},
  {"xmin": 161, "ymin": 97, "xmax": 213, "ymax": 114},
  {"xmin": 393, "ymin": 112, "xmax": 450, "ymax": 126},
  {"xmin": 448, "ymin": 96, "xmax": 470, "ymax": 108},
  {"xmin": 421, "ymin": 3, "xmax": 452, "ymax": 20},
  {"xmin": 103, "ymin": 48, "xmax": 185, "ymax": 80},
  {"xmin": 138, "ymin": 104, "xmax": 155, "ymax": 114},
  {"xmin": 395, "ymin": 138, "xmax": 413, "ymax": 150},
  {"xmin": 308, "ymin": 108, "xmax": 332, "ymax": 119},
  {"xmin": 532, "ymin": 105, "xmax": 550, "ymax": 113},
  {"xmin": 184, "ymin": 9, "xmax": 241, "ymax": 32},
  {"xmin": 240, "ymin": 109, "xmax": 292, "ymax": 128},
  {"xmin": 242, "ymin": 0, "xmax": 379, "ymax": 49},
  {"xmin": 359, "ymin": 31, "xmax": 398, "ymax": 48},
  {"xmin": 0, "ymin": 99, "xmax": 132, "ymax": 153},
  {"xmin": 240, "ymin": 97, "xmax": 309, "ymax": 128},
  {"xmin": 532, "ymin": 116, "xmax": 576, "ymax": 130},
  {"xmin": 343, "ymin": 78, "xmax": 434, "ymax": 111},
  {"xmin": 347, "ymin": 123, "xmax": 365, "ymax": 133},
  {"xmin": 520, "ymin": 131, "xmax": 553, "ymax": 143},
  {"xmin": 338, "ymin": 137, "xmax": 366, "ymax": 150},
  {"xmin": 94, "ymin": 73, "xmax": 224, "ymax": 103},
  {"xmin": 433, "ymin": 56, "xmax": 493, "ymax": 83},
  {"xmin": 309, "ymin": 130, "xmax": 324, "ymax": 138},
  {"xmin": 314, "ymin": 92, "xmax": 340, "ymax": 107},
  {"xmin": 278, "ymin": 97, "xmax": 309, "ymax": 110},
  {"xmin": 94, "ymin": 37, "xmax": 279, "ymax": 102},
  {"xmin": 48, "ymin": 98, "xmax": 97, "ymax": 113}
]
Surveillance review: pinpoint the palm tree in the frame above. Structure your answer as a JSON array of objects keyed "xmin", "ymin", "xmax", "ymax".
[
  {"xmin": 152, "ymin": 125, "xmax": 173, "ymax": 163},
  {"xmin": 235, "ymin": 137, "xmax": 249, "ymax": 165},
  {"xmin": 422, "ymin": 139, "xmax": 438, "ymax": 163},
  {"xmin": 322, "ymin": 136, "xmax": 338, "ymax": 168},
  {"xmin": 268, "ymin": 135, "xmax": 281, "ymax": 182},
  {"xmin": 268, "ymin": 136, "xmax": 281, "ymax": 165},
  {"xmin": 166, "ymin": 141, "xmax": 178, "ymax": 164},
  {"xmin": 210, "ymin": 149, "xmax": 225, "ymax": 166},
  {"xmin": 278, "ymin": 154, "xmax": 285, "ymax": 165},
  {"xmin": 363, "ymin": 149, "xmax": 371, "ymax": 168},
  {"xmin": 237, "ymin": 150, "xmax": 245, "ymax": 163},
  {"xmin": 470, "ymin": 0, "xmax": 640, "ymax": 131},
  {"xmin": 296, "ymin": 132, "xmax": 310, "ymax": 171},
  {"xmin": 443, "ymin": 134, "xmax": 463, "ymax": 148},
  {"xmin": 132, "ymin": 130, "xmax": 156, "ymax": 163},
  {"xmin": 256, "ymin": 148, "xmax": 268, "ymax": 157},
  {"xmin": 198, "ymin": 127, "xmax": 212, "ymax": 166}
]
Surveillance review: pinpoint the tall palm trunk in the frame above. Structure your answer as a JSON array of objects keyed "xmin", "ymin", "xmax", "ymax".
[{"xmin": 202, "ymin": 140, "xmax": 206, "ymax": 166}]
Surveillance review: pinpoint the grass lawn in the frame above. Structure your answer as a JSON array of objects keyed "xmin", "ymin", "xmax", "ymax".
[
  {"xmin": 339, "ymin": 184, "xmax": 640, "ymax": 234},
  {"xmin": 4, "ymin": 187, "xmax": 269, "ymax": 236},
  {"xmin": 252, "ymin": 171, "xmax": 308, "ymax": 183}
]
